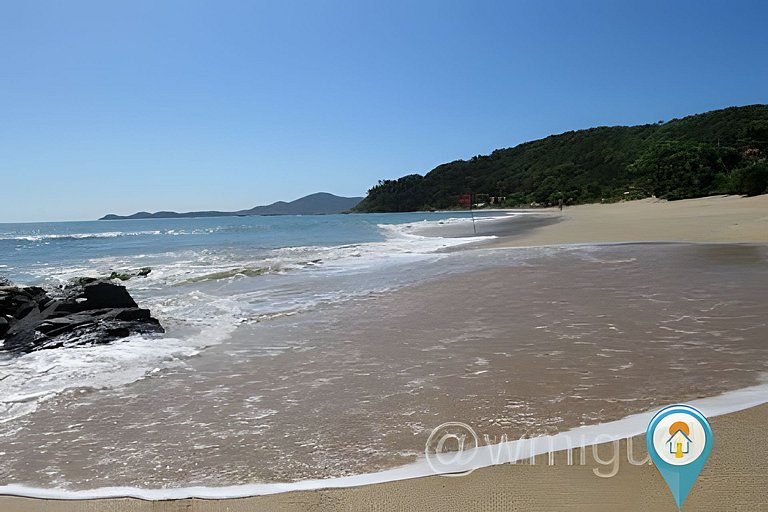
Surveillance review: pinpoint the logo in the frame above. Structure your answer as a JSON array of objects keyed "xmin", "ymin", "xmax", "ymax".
[{"xmin": 646, "ymin": 404, "xmax": 713, "ymax": 509}]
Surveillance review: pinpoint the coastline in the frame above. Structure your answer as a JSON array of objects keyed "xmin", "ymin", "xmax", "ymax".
[
  {"xmin": 488, "ymin": 194, "xmax": 768, "ymax": 247},
  {"xmin": 1, "ymin": 195, "xmax": 767, "ymax": 511},
  {"xmin": 3, "ymin": 401, "xmax": 767, "ymax": 511}
]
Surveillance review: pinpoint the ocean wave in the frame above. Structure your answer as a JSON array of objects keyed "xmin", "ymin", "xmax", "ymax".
[
  {"xmin": 376, "ymin": 214, "xmax": 513, "ymax": 237},
  {"xmin": 0, "ymin": 335, "xmax": 190, "ymax": 423},
  {"xmin": 180, "ymin": 266, "xmax": 280, "ymax": 284},
  {"xmin": 270, "ymin": 223, "xmax": 493, "ymax": 266},
  {"xmin": 0, "ymin": 218, "xmax": 497, "ymax": 424},
  {"xmin": 0, "ymin": 231, "xmax": 163, "ymax": 242},
  {"xmin": 0, "ymin": 290, "xmax": 244, "ymax": 424},
  {"xmin": 377, "ymin": 217, "xmax": 474, "ymax": 235},
  {"xmin": 0, "ymin": 227, "xmax": 233, "ymax": 242},
  {"xmin": 8, "ymin": 223, "xmax": 496, "ymax": 314}
]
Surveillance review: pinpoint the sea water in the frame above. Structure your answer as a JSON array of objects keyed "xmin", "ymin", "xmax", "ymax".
[
  {"xmin": 0, "ymin": 212, "xmax": 500, "ymax": 424},
  {"xmin": 1, "ymin": 214, "xmax": 767, "ymax": 492}
]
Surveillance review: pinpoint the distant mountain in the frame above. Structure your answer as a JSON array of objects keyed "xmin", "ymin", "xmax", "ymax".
[
  {"xmin": 238, "ymin": 193, "xmax": 363, "ymax": 216},
  {"xmin": 99, "ymin": 193, "xmax": 363, "ymax": 220}
]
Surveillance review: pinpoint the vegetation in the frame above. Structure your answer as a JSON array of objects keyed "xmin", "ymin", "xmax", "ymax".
[{"xmin": 354, "ymin": 105, "xmax": 768, "ymax": 212}]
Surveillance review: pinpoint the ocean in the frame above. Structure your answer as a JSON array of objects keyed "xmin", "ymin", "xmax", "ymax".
[
  {"xmin": 1, "ymin": 213, "xmax": 767, "ymax": 495},
  {"xmin": 0, "ymin": 212, "xmax": 502, "ymax": 423}
]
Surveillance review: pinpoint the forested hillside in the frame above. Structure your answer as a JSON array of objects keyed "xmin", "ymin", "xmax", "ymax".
[{"xmin": 354, "ymin": 105, "xmax": 768, "ymax": 212}]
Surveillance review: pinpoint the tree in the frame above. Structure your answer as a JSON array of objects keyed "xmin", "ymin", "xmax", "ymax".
[
  {"xmin": 628, "ymin": 141, "xmax": 722, "ymax": 199},
  {"xmin": 730, "ymin": 161, "xmax": 768, "ymax": 196},
  {"xmin": 353, "ymin": 105, "xmax": 768, "ymax": 212}
]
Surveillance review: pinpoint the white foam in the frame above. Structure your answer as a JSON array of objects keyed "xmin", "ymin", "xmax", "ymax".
[
  {"xmin": 379, "ymin": 215, "xmax": 509, "ymax": 236},
  {"xmin": 0, "ymin": 337, "xmax": 187, "ymax": 423},
  {"xmin": 0, "ymin": 231, "xmax": 164, "ymax": 241},
  {"xmin": 1, "ymin": 383, "xmax": 766, "ymax": 500},
  {"xmin": 0, "ymin": 220, "xmax": 491, "ymax": 425},
  {"xmin": 0, "ymin": 295, "xmax": 242, "ymax": 424},
  {"xmin": 275, "ymin": 223, "xmax": 494, "ymax": 268},
  {"xmin": 21, "ymin": 221, "xmax": 492, "ymax": 290},
  {"xmin": 0, "ymin": 227, "xmax": 238, "ymax": 242}
]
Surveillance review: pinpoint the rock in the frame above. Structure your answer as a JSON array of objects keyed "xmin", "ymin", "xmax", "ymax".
[
  {"xmin": 50, "ymin": 301, "xmax": 86, "ymax": 315},
  {"xmin": 0, "ymin": 278, "xmax": 164, "ymax": 354},
  {"xmin": 71, "ymin": 276, "xmax": 99, "ymax": 287},
  {"xmin": 114, "ymin": 308, "xmax": 152, "ymax": 321},
  {"xmin": 13, "ymin": 301, "xmax": 36, "ymax": 320},
  {"xmin": 83, "ymin": 282, "xmax": 138, "ymax": 309},
  {"xmin": 109, "ymin": 272, "xmax": 132, "ymax": 281},
  {"xmin": 64, "ymin": 268, "xmax": 153, "ymax": 287},
  {"xmin": 108, "ymin": 267, "xmax": 153, "ymax": 282}
]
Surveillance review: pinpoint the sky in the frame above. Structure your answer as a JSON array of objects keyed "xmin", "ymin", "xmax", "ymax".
[{"xmin": 1, "ymin": 0, "xmax": 766, "ymax": 222}]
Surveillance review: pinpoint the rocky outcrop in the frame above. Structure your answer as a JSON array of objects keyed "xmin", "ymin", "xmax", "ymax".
[{"xmin": 0, "ymin": 278, "xmax": 164, "ymax": 354}]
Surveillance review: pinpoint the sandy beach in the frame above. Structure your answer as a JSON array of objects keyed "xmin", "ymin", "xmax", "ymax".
[
  {"xmin": 492, "ymin": 194, "xmax": 768, "ymax": 247},
  {"xmin": 1, "ymin": 195, "xmax": 766, "ymax": 511}
]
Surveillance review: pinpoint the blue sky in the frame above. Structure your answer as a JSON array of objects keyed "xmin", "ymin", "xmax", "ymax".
[{"xmin": 1, "ymin": 0, "xmax": 766, "ymax": 222}]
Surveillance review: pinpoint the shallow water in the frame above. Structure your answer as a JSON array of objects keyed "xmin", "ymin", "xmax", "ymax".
[
  {"xmin": 1, "ymin": 212, "xmax": 504, "ymax": 424},
  {"xmin": 1, "ymin": 242, "xmax": 766, "ymax": 489}
]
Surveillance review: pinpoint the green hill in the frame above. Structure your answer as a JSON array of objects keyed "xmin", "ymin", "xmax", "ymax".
[
  {"xmin": 100, "ymin": 193, "xmax": 363, "ymax": 220},
  {"xmin": 353, "ymin": 105, "xmax": 768, "ymax": 212}
]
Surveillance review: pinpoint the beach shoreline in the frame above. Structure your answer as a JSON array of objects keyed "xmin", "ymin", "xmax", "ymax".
[
  {"xmin": 1, "ymin": 195, "xmax": 766, "ymax": 511},
  {"xmin": 2, "ymin": 402, "xmax": 766, "ymax": 511},
  {"xmin": 411, "ymin": 195, "xmax": 768, "ymax": 249},
  {"xmin": 484, "ymin": 194, "xmax": 768, "ymax": 247}
]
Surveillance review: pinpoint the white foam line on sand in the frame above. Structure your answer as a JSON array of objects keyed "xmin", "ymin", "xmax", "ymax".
[{"xmin": 1, "ymin": 382, "xmax": 766, "ymax": 500}]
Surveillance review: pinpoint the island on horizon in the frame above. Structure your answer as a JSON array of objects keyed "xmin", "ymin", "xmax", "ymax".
[{"xmin": 99, "ymin": 192, "xmax": 363, "ymax": 220}]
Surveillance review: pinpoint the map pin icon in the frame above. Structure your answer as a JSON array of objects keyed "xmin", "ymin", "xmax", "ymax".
[{"xmin": 646, "ymin": 404, "xmax": 713, "ymax": 510}]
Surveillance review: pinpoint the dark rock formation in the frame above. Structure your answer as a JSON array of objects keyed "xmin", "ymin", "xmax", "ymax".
[
  {"xmin": 82, "ymin": 281, "xmax": 138, "ymax": 309},
  {"xmin": 108, "ymin": 267, "xmax": 152, "ymax": 281},
  {"xmin": 0, "ymin": 278, "xmax": 164, "ymax": 354}
]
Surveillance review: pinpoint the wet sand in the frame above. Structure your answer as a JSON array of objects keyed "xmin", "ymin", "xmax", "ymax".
[
  {"xmin": 2, "ymin": 403, "xmax": 767, "ymax": 511},
  {"xmin": 1, "ymin": 244, "xmax": 766, "ymax": 496}
]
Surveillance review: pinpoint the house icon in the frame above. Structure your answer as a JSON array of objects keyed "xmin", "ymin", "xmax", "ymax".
[{"xmin": 666, "ymin": 422, "xmax": 692, "ymax": 459}]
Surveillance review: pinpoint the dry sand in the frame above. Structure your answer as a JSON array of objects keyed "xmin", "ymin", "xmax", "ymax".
[
  {"xmin": 493, "ymin": 194, "xmax": 768, "ymax": 247},
  {"xmin": 2, "ymin": 194, "xmax": 766, "ymax": 511}
]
